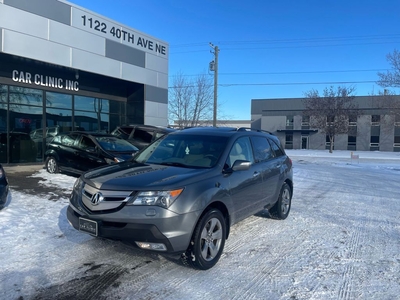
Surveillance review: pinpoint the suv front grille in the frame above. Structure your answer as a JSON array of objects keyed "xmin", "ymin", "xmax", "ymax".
[{"xmin": 81, "ymin": 185, "xmax": 136, "ymax": 212}]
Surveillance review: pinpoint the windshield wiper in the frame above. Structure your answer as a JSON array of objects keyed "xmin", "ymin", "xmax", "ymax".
[{"xmin": 157, "ymin": 162, "xmax": 190, "ymax": 168}]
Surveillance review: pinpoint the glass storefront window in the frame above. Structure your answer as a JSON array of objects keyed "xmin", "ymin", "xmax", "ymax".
[
  {"xmin": 0, "ymin": 86, "xmax": 7, "ymax": 131},
  {"xmin": 74, "ymin": 110, "xmax": 109, "ymax": 132},
  {"xmin": 75, "ymin": 95, "xmax": 110, "ymax": 113},
  {"xmin": 0, "ymin": 86, "xmax": 43, "ymax": 163},
  {"xmin": 0, "ymin": 84, "xmax": 7, "ymax": 102},
  {"xmin": 9, "ymin": 86, "xmax": 42, "ymax": 106},
  {"xmin": 46, "ymin": 92, "xmax": 72, "ymax": 109},
  {"xmin": 0, "ymin": 85, "xmax": 126, "ymax": 163},
  {"xmin": 46, "ymin": 108, "xmax": 73, "ymax": 127}
]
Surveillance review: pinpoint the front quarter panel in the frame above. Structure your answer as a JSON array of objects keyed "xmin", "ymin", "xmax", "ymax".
[{"xmin": 168, "ymin": 173, "xmax": 231, "ymax": 216}]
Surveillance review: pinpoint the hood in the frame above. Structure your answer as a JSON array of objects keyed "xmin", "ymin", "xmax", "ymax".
[{"xmin": 83, "ymin": 160, "xmax": 213, "ymax": 190}]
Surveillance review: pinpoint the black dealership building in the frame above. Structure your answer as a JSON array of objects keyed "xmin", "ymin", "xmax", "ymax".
[{"xmin": 0, "ymin": 0, "xmax": 169, "ymax": 163}]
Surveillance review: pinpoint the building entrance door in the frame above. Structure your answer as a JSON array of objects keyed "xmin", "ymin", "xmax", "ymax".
[{"xmin": 301, "ymin": 136, "xmax": 309, "ymax": 149}]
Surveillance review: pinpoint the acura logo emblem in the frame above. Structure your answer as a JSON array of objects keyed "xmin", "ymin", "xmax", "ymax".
[{"xmin": 90, "ymin": 192, "xmax": 104, "ymax": 205}]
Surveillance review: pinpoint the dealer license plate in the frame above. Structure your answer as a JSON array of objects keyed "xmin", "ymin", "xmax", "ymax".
[{"xmin": 79, "ymin": 217, "xmax": 98, "ymax": 236}]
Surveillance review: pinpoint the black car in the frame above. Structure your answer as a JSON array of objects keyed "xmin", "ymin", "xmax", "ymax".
[
  {"xmin": 67, "ymin": 127, "xmax": 293, "ymax": 270},
  {"xmin": 0, "ymin": 164, "xmax": 10, "ymax": 209},
  {"xmin": 111, "ymin": 124, "xmax": 175, "ymax": 150},
  {"xmin": 45, "ymin": 132, "xmax": 139, "ymax": 175}
]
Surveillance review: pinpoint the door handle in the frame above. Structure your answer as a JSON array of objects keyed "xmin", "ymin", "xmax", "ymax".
[{"xmin": 253, "ymin": 171, "xmax": 260, "ymax": 177}]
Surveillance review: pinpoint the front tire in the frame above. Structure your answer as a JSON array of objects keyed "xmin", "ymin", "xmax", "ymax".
[
  {"xmin": 269, "ymin": 182, "xmax": 292, "ymax": 220},
  {"xmin": 182, "ymin": 209, "xmax": 226, "ymax": 270},
  {"xmin": 46, "ymin": 156, "xmax": 59, "ymax": 174}
]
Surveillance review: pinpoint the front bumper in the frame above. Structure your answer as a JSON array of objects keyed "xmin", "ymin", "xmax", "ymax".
[{"xmin": 67, "ymin": 203, "xmax": 198, "ymax": 253}]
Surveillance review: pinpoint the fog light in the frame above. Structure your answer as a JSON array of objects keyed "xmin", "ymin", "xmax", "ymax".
[{"xmin": 135, "ymin": 241, "xmax": 167, "ymax": 251}]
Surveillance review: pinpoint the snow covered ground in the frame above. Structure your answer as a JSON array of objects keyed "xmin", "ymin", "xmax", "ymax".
[{"xmin": 0, "ymin": 150, "xmax": 399, "ymax": 300}]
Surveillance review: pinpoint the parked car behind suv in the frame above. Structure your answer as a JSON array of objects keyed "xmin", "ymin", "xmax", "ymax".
[
  {"xmin": 30, "ymin": 125, "xmax": 85, "ymax": 159},
  {"xmin": 111, "ymin": 124, "xmax": 175, "ymax": 150},
  {"xmin": 67, "ymin": 127, "xmax": 293, "ymax": 270},
  {"xmin": 45, "ymin": 132, "xmax": 139, "ymax": 175}
]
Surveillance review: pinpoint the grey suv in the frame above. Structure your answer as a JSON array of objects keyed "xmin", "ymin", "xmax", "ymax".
[{"xmin": 67, "ymin": 127, "xmax": 293, "ymax": 270}]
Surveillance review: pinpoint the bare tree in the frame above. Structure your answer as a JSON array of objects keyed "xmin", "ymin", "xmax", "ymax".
[
  {"xmin": 169, "ymin": 72, "xmax": 213, "ymax": 128},
  {"xmin": 370, "ymin": 89, "xmax": 400, "ymax": 119},
  {"xmin": 377, "ymin": 49, "xmax": 400, "ymax": 88},
  {"xmin": 376, "ymin": 50, "xmax": 400, "ymax": 118},
  {"xmin": 303, "ymin": 86, "xmax": 360, "ymax": 153}
]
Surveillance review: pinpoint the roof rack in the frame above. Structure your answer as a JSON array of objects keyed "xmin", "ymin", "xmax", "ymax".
[{"xmin": 236, "ymin": 127, "xmax": 274, "ymax": 135}]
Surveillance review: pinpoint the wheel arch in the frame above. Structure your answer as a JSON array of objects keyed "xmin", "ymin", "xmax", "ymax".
[
  {"xmin": 199, "ymin": 201, "xmax": 231, "ymax": 240},
  {"xmin": 284, "ymin": 178, "xmax": 293, "ymax": 197},
  {"xmin": 44, "ymin": 149, "xmax": 60, "ymax": 161}
]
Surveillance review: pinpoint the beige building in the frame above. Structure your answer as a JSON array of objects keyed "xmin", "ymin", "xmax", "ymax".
[{"xmin": 251, "ymin": 96, "xmax": 400, "ymax": 152}]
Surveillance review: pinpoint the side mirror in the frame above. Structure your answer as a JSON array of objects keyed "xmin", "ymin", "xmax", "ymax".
[
  {"xmin": 86, "ymin": 147, "xmax": 96, "ymax": 153},
  {"xmin": 223, "ymin": 160, "xmax": 251, "ymax": 174},
  {"xmin": 232, "ymin": 160, "xmax": 251, "ymax": 171}
]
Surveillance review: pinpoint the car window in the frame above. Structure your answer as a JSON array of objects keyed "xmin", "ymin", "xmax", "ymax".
[
  {"xmin": 269, "ymin": 138, "xmax": 284, "ymax": 157},
  {"xmin": 31, "ymin": 130, "xmax": 42, "ymax": 139},
  {"xmin": 77, "ymin": 136, "xmax": 96, "ymax": 150},
  {"xmin": 133, "ymin": 128, "xmax": 154, "ymax": 143},
  {"xmin": 46, "ymin": 127, "xmax": 57, "ymax": 137},
  {"xmin": 250, "ymin": 136, "xmax": 273, "ymax": 163},
  {"xmin": 61, "ymin": 134, "xmax": 78, "ymax": 146},
  {"xmin": 111, "ymin": 127, "xmax": 133, "ymax": 139},
  {"xmin": 227, "ymin": 137, "xmax": 254, "ymax": 168}
]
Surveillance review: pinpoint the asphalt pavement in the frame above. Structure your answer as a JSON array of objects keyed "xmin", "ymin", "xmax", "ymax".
[{"xmin": 3, "ymin": 164, "xmax": 71, "ymax": 200}]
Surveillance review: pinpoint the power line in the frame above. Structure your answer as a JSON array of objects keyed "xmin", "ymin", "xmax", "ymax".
[
  {"xmin": 168, "ymin": 80, "xmax": 378, "ymax": 89},
  {"xmin": 170, "ymin": 34, "xmax": 400, "ymax": 54},
  {"xmin": 171, "ymin": 33, "xmax": 400, "ymax": 48},
  {"xmin": 219, "ymin": 80, "xmax": 377, "ymax": 87},
  {"xmin": 169, "ymin": 69, "xmax": 389, "ymax": 78}
]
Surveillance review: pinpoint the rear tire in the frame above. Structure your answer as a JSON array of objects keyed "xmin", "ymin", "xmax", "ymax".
[
  {"xmin": 46, "ymin": 156, "xmax": 59, "ymax": 174},
  {"xmin": 182, "ymin": 209, "xmax": 226, "ymax": 270},
  {"xmin": 269, "ymin": 182, "xmax": 292, "ymax": 220}
]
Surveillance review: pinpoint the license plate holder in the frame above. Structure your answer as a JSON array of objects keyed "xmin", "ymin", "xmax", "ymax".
[{"xmin": 79, "ymin": 217, "xmax": 98, "ymax": 236}]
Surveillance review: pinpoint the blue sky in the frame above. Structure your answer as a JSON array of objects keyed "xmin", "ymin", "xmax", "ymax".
[{"xmin": 68, "ymin": 0, "xmax": 400, "ymax": 120}]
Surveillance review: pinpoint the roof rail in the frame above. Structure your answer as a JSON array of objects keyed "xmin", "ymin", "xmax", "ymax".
[{"xmin": 236, "ymin": 127, "xmax": 274, "ymax": 135}]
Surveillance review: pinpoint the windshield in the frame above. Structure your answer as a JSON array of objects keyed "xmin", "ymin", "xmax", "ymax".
[
  {"xmin": 95, "ymin": 136, "xmax": 138, "ymax": 152},
  {"xmin": 135, "ymin": 134, "xmax": 228, "ymax": 168}
]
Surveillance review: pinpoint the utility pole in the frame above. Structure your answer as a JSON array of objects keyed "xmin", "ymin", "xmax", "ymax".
[{"xmin": 209, "ymin": 43, "xmax": 219, "ymax": 127}]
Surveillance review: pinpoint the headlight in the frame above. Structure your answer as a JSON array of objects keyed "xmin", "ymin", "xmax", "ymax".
[
  {"xmin": 73, "ymin": 177, "xmax": 84, "ymax": 191},
  {"xmin": 127, "ymin": 189, "xmax": 184, "ymax": 209}
]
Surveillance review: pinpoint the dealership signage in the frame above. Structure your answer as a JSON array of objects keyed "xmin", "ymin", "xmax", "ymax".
[
  {"xmin": 12, "ymin": 70, "xmax": 79, "ymax": 91},
  {"xmin": 71, "ymin": 8, "xmax": 168, "ymax": 56}
]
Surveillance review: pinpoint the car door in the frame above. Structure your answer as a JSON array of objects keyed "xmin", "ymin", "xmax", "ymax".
[
  {"xmin": 226, "ymin": 137, "xmax": 264, "ymax": 223},
  {"xmin": 74, "ymin": 135, "xmax": 104, "ymax": 172},
  {"xmin": 56, "ymin": 133, "xmax": 80, "ymax": 170},
  {"xmin": 250, "ymin": 136, "xmax": 281, "ymax": 205}
]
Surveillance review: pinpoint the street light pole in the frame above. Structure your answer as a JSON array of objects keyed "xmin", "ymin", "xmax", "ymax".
[{"xmin": 210, "ymin": 43, "xmax": 219, "ymax": 127}]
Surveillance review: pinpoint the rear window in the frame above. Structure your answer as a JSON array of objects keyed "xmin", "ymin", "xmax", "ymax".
[
  {"xmin": 133, "ymin": 128, "xmax": 154, "ymax": 143},
  {"xmin": 269, "ymin": 138, "xmax": 284, "ymax": 157},
  {"xmin": 111, "ymin": 127, "xmax": 134, "ymax": 139}
]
